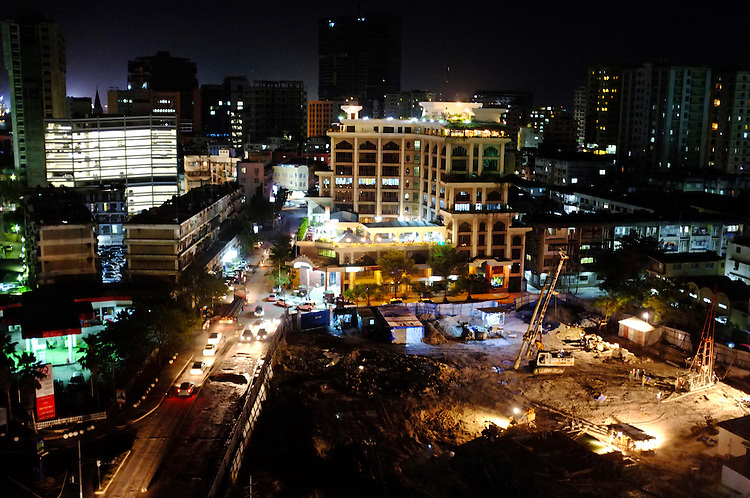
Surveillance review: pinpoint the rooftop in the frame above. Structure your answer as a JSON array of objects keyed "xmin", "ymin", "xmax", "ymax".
[
  {"xmin": 648, "ymin": 251, "xmax": 724, "ymax": 264},
  {"xmin": 24, "ymin": 190, "xmax": 94, "ymax": 226},
  {"xmin": 126, "ymin": 183, "xmax": 242, "ymax": 225}
]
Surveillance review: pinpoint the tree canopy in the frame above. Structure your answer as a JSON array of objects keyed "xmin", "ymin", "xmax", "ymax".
[{"xmin": 378, "ymin": 251, "xmax": 416, "ymax": 298}]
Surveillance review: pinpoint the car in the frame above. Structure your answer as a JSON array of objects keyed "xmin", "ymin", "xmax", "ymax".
[
  {"xmin": 254, "ymin": 305, "xmax": 265, "ymax": 317},
  {"xmin": 69, "ymin": 372, "xmax": 85, "ymax": 386},
  {"xmin": 275, "ymin": 299, "xmax": 292, "ymax": 308},
  {"xmin": 267, "ymin": 293, "xmax": 277, "ymax": 302},
  {"xmin": 203, "ymin": 344, "xmax": 217, "ymax": 356},
  {"xmin": 256, "ymin": 328, "xmax": 268, "ymax": 341},
  {"xmin": 386, "ymin": 298, "xmax": 404, "ymax": 305},
  {"xmin": 177, "ymin": 381, "xmax": 195, "ymax": 397},
  {"xmin": 251, "ymin": 319, "xmax": 264, "ymax": 332},
  {"xmin": 419, "ymin": 298, "xmax": 435, "ymax": 304},
  {"xmin": 207, "ymin": 332, "xmax": 222, "ymax": 344},
  {"xmin": 241, "ymin": 329, "xmax": 254, "ymax": 342},
  {"xmin": 190, "ymin": 361, "xmax": 206, "ymax": 375},
  {"xmin": 296, "ymin": 301, "xmax": 315, "ymax": 312}
]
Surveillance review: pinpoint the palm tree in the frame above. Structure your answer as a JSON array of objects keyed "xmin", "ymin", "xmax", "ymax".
[
  {"xmin": 0, "ymin": 333, "xmax": 17, "ymax": 423},
  {"xmin": 14, "ymin": 351, "xmax": 44, "ymax": 422}
]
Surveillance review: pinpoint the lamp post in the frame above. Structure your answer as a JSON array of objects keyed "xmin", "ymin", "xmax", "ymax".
[{"xmin": 62, "ymin": 424, "xmax": 95, "ymax": 498}]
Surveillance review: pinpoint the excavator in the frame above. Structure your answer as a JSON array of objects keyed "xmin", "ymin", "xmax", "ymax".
[{"xmin": 513, "ymin": 249, "xmax": 574, "ymax": 374}]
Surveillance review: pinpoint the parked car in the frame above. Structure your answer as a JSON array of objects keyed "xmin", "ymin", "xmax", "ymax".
[
  {"xmin": 177, "ymin": 381, "xmax": 195, "ymax": 397},
  {"xmin": 207, "ymin": 332, "xmax": 222, "ymax": 345},
  {"xmin": 69, "ymin": 371, "xmax": 85, "ymax": 386},
  {"xmin": 419, "ymin": 298, "xmax": 435, "ymax": 304},
  {"xmin": 190, "ymin": 361, "xmax": 206, "ymax": 375},
  {"xmin": 267, "ymin": 293, "xmax": 277, "ymax": 302},
  {"xmin": 254, "ymin": 305, "xmax": 265, "ymax": 317},
  {"xmin": 275, "ymin": 299, "xmax": 292, "ymax": 308},
  {"xmin": 296, "ymin": 301, "xmax": 315, "ymax": 312},
  {"xmin": 386, "ymin": 298, "xmax": 404, "ymax": 305},
  {"xmin": 203, "ymin": 344, "xmax": 217, "ymax": 356}
]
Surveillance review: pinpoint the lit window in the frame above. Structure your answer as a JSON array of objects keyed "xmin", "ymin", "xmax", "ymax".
[
  {"xmin": 714, "ymin": 99, "xmax": 721, "ymax": 107},
  {"xmin": 712, "ymin": 123, "xmax": 719, "ymax": 130}
]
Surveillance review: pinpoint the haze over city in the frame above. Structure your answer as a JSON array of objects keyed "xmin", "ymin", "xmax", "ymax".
[{"xmin": 3, "ymin": 1, "xmax": 749, "ymax": 107}]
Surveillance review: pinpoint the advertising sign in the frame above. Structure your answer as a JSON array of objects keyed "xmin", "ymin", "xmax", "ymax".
[
  {"xmin": 35, "ymin": 363, "xmax": 56, "ymax": 421},
  {"xmin": 116, "ymin": 389, "xmax": 126, "ymax": 405}
]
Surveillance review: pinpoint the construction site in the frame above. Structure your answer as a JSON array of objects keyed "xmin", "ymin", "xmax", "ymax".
[{"xmin": 242, "ymin": 256, "xmax": 750, "ymax": 497}]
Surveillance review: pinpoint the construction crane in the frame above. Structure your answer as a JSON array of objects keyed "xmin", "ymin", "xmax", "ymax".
[
  {"xmin": 677, "ymin": 287, "xmax": 718, "ymax": 392},
  {"xmin": 513, "ymin": 249, "xmax": 571, "ymax": 372}
]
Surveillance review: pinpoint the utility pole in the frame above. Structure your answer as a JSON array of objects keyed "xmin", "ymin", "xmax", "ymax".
[{"xmin": 78, "ymin": 438, "xmax": 83, "ymax": 498}]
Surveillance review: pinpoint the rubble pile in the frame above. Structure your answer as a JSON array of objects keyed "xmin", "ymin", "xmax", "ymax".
[{"xmin": 334, "ymin": 350, "xmax": 455, "ymax": 397}]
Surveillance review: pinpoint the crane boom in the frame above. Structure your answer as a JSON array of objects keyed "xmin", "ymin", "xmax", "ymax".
[{"xmin": 513, "ymin": 250, "xmax": 569, "ymax": 370}]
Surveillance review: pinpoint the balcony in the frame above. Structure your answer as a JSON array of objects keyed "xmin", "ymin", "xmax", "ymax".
[{"xmin": 442, "ymin": 171, "xmax": 505, "ymax": 183}]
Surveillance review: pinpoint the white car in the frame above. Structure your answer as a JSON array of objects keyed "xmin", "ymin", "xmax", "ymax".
[
  {"xmin": 190, "ymin": 361, "xmax": 206, "ymax": 375},
  {"xmin": 207, "ymin": 332, "xmax": 222, "ymax": 344},
  {"xmin": 203, "ymin": 344, "xmax": 217, "ymax": 356}
]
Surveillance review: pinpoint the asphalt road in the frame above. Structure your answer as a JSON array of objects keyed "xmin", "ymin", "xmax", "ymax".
[{"xmin": 103, "ymin": 225, "xmax": 295, "ymax": 497}]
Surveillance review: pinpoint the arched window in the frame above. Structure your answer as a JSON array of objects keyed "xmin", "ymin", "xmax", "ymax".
[
  {"xmin": 487, "ymin": 190, "xmax": 503, "ymax": 202},
  {"xmin": 360, "ymin": 140, "xmax": 377, "ymax": 150},
  {"xmin": 452, "ymin": 146, "xmax": 468, "ymax": 157},
  {"xmin": 458, "ymin": 222, "xmax": 472, "ymax": 232},
  {"xmin": 432, "ymin": 144, "xmax": 438, "ymax": 154},
  {"xmin": 337, "ymin": 140, "xmax": 353, "ymax": 150},
  {"xmin": 441, "ymin": 146, "xmax": 446, "ymax": 155},
  {"xmin": 455, "ymin": 191, "xmax": 471, "ymax": 201},
  {"xmin": 382, "ymin": 141, "xmax": 400, "ymax": 151},
  {"xmin": 493, "ymin": 220, "xmax": 506, "ymax": 232},
  {"xmin": 484, "ymin": 146, "xmax": 499, "ymax": 157},
  {"xmin": 479, "ymin": 222, "xmax": 486, "ymax": 231}
]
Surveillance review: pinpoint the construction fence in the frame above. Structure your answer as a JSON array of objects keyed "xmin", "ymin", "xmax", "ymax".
[
  {"xmin": 405, "ymin": 300, "xmax": 503, "ymax": 318},
  {"xmin": 207, "ymin": 316, "xmax": 290, "ymax": 498}
]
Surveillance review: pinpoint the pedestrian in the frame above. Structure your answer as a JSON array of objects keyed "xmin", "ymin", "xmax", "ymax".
[
  {"xmin": 641, "ymin": 374, "xmax": 646, "ymax": 387},
  {"xmin": 629, "ymin": 369, "xmax": 633, "ymax": 381},
  {"xmin": 656, "ymin": 391, "xmax": 662, "ymax": 402}
]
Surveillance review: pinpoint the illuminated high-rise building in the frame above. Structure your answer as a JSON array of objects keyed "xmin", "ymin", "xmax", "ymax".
[
  {"xmin": 1, "ymin": 14, "xmax": 66, "ymax": 187},
  {"xmin": 706, "ymin": 70, "xmax": 750, "ymax": 174},
  {"xmin": 44, "ymin": 115, "xmax": 180, "ymax": 214}
]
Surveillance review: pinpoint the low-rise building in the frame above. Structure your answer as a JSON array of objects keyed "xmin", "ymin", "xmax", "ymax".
[
  {"xmin": 646, "ymin": 251, "xmax": 725, "ymax": 280},
  {"xmin": 524, "ymin": 211, "xmax": 743, "ymax": 291},
  {"xmin": 726, "ymin": 238, "xmax": 750, "ymax": 285},
  {"xmin": 273, "ymin": 163, "xmax": 309, "ymax": 193},
  {"xmin": 183, "ymin": 149, "xmax": 240, "ymax": 192},
  {"xmin": 533, "ymin": 152, "xmax": 612, "ymax": 187},
  {"xmin": 24, "ymin": 190, "xmax": 99, "ymax": 287},
  {"xmin": 123, "ymin": 183, "xmax": 244, "ymax": 283}
]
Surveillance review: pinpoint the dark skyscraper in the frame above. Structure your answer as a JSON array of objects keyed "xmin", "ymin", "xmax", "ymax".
[
  {"xmin": 1, "ymin": 13, "xmax": 66, "ymax": 187},
  {"xmin": 245, "ymin": 81, "xmax": 307, "ymax": 144},
  {"xmin": 318, "ymin": 13, "xmax": 401, "ymax": 116}
]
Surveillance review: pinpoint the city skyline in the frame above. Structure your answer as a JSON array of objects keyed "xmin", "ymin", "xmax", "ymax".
[{"xmin": 2, "ymin": 1, "xmax": 750, "ymax": 109}]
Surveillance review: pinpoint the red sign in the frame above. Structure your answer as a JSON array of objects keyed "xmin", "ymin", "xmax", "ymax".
[{"xmin": 35, "ymin": 364, "xmax": 56, "ymax": 421}]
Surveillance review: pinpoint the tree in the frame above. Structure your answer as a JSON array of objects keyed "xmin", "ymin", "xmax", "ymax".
[
  {"xmin": 179, "ymin": 269, "xmax": 228, "ymax": 311},
  {"xmin": 594, "ymin": 291, "xmax": 631, "ymax": 328},
  {"xmin": 296, "ymin": 217, "xmax": 310, "ymax": 241},
  {"xmin": 595, "ymin": 233, "xmax": 659, "ymax": 296},
  {"xmin": 455, "ymin": 274, "xmax": 490, "ymax": 301},
  {"xmin": 378, "ymin": 251, "xmax": 415, "ymax": 298},
  {"xmin": 14, "ymin": 351, "xmax": 44, "ymax": 421},
  {"xmin": 0, "ymin": 333, "xmax": 17, "ymax": 423},
  {"xmin": 427, "ymin": 245, "xmax": 467, "ymax": 302},
  {"xmin": 78, "ymin": 335, "xmax": 106, "ymax": 404},
  {"xmin": 151, "ymin": 304, "xmax": 198, "ymax": 358}
]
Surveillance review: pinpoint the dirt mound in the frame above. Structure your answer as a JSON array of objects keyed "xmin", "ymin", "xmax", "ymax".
[{"xmin": 208, "ymin": 373, "xmax": 248, "ymax": 384}]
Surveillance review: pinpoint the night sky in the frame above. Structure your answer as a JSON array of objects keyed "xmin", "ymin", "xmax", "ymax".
[{"xmin": 1, "ymin": 1, "xmax": 749, "ymax": 109}]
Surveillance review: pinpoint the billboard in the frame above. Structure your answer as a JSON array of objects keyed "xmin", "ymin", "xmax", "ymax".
[{"xmin": 35, "ymin": 363, "xmax": 56, "ymax": 421}]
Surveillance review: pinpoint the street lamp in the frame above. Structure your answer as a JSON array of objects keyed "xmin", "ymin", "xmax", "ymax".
[{"xmin": 62, "ymin": 424, "xmax": 95, "ymax": 497}]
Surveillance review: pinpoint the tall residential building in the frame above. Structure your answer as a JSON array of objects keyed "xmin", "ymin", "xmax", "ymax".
[
  {"xmin": 583, "ymin": 66, "xmax": 622, "ymax": 154},
  {"xmin": 307, "ymin": 100, "xmax": 339, "ymax": 138},
  {"xmin": 1, "ymin": 15, "xmax": 66, "ymax": 187},
  {"xmin": 573, "ymin": 86, "xmax": 586, "ymax": 148},
  {"xmin": 318, "ymin": 13, "xmax": 401, "ymax": 115},
  {"xmin": 706, "ymin": 70, "xmax": 750, "ymax": 174},
  {"xmin": 473, "ymin": 90, "xmax": 533, "ymax": 150},
  {"xmin": 383, "ymin": 90, "xmax": 435, "ymax": 119},
  {"xmin": 44, "ymin": 115, "xmax": 180, "ymax": 214},
  {"xmin": 619, "ymin": 63, "xmax": 711, "ymax": 172},
  {"xmin": 114, "ymin": 51, "xmax": 200, "ymax": 138},
  {"xmin": 317, "ymin": 103, "xmax": 531, "ymax": 290},
  {"xmin": 244, "ymin": 81, "xmax": 306, "ymax": 144}
]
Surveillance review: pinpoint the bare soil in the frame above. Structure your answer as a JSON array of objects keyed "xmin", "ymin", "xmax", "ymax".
[{"xmin": 242, "ymin": 308, "xmax": 750, "ymax": 498}]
